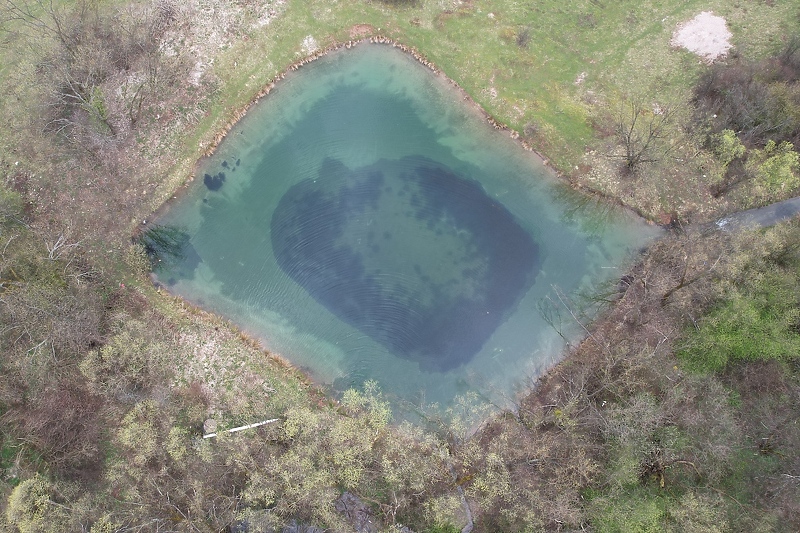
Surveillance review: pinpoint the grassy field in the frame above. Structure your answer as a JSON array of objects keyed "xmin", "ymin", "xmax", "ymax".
[{"xmin": 141, "ymin": 0, "xmax": 799, "ymax": 227}]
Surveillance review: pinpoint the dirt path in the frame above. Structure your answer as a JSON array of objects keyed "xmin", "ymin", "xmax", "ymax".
[{"xmin": 715, "ymin": 196, "xmax": 800, "ymax": 231}]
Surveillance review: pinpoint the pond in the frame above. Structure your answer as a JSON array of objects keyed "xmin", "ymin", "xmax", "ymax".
[{"xmin": 151, "ymin": 44, "xmax": 661, "ymax": 413}]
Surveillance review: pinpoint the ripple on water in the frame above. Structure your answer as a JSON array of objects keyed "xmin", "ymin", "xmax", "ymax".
[
  {"xmin": 151, "ymin": 44, "xmax": 662, "ymax": 413},
  {"xmin": 270, "ymin": 156, "xmax": 540, "ymax": 371}
]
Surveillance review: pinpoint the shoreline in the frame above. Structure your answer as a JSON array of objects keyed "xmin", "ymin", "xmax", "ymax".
[
  {"xmin": 185, "ymin": 35, "xmax": 659, "ymax": 226},
  {"xmin": 148, "ymin": 273, "xmax": 328, "ymax": 394},
  {"xmin": 198, "ymin": 36, "xmax": 553, "ymax": 169},
  {"xmin": 142, "ymin": 34, "xmax": 664, "ymax": 412}
]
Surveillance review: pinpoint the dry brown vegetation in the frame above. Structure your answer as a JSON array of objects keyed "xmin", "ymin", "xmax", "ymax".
[
  {"xmin": 461, "ymin": 225, "xmax": 800, "ymax": 530},
  {"xmin": 1, "ymin": 0, "xmax": 203, "ymax": 249}
]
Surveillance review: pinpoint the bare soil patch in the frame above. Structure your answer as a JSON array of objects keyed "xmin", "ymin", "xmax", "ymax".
[
  {"xmin": 349, "ymin": 24, "xmax": 376, "ymax": 39},
  {"xmin": 671, "ymin": 11, "xmax": 733, "ymax": 63}
]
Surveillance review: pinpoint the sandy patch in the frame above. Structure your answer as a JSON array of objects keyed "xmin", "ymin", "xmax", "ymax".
[
  {"xmin": 670, "ymin": 11, "xmax": 733, "ymax": 63},
  {"xmin": 301, "ymin": 35, "xmax": 319, "ymax": 55}
]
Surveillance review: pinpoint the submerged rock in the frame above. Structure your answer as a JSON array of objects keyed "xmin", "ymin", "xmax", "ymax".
[{"xmin": 204, "ymin": 172, "xmax": 226, "ymax": 191}]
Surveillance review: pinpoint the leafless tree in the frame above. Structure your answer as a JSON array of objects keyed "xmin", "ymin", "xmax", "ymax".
[
  {"xmin": 613, "ymin": 98, "xmax": 674, "ymax": 172},
  {"xmin": 1, "ymin": 0, "xmax": 177, "ymax": 140}
]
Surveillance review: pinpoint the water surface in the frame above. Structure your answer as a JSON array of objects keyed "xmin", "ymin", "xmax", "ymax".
[{"xmin": 153, "ymin": 44, "xmax": 661, "ymax": 411}]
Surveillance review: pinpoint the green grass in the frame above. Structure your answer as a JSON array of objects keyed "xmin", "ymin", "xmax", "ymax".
[
  {"xmin": 0, "ymin": 436, "xmax": 30, "ymax": 488},
  {"xmin": 678, "ymin": 267, "xmax": 800, "ymax": 373},
  {"xmin": 0, "ymin": 0, "xmax": 797, "ymax": 209},
  {"xmin": 591, "ymin": 485, "xmax": 670, "ymax": 533},
  {"xmin": 227, "ymin": 0, "xmax": 795, "ymax": 156},
  {"xmin": 3, "ymin": 0, "xmax": 797, "ymax": 225},
  {"xmin": 145, "ymin": 0, "xmax": 799, "ymax": 226}
]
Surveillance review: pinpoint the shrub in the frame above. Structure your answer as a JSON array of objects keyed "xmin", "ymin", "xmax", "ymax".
[
  {"xmin": 692, "ymin": 43, "xmax": 800, "ymax": 148},
  {"xmin": 711, "ymin": 129, "xmax": 745, "ymax": 169},
  {"xmin": 747, "ymin": 139, "xmax": 800, "ymax": 200},
  {"xmin": 5, "ymin": 475, "xmax": 68, "ymax": 533},
  {"xmin": 678, "ymin": 269, "xmax": 800, "ymax": 372},
  {"xmin": 79, "ymin": 320, "xmax": 168, "ymax": 399}
]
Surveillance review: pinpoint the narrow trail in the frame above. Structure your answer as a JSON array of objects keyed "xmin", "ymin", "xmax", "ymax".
[{"xmin": 714, "ymin": 196, "xmax": 800, "ymax": 231}]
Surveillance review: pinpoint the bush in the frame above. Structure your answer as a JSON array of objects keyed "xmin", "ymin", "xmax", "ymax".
[
  {"xmin": 678, "ymin": 268, "xmax": 800, "ymax": 372},
  {"xmin": 79, "ymin": 319, "xmax": 168, "ymax": 400},
  {"xmin": 746, "ymin": 139, "xmax": 800, "ymax": 200},
  {"xmin": 5, "ymin": 475, "xmax": 68, "ymax": 533},
  {"xmin": 711, "ymin": 129, "xmax": 745, "ymax": 169},
  {"xmin": 692, "ymin": 44, "xmax": 800, "ymax": 148}
]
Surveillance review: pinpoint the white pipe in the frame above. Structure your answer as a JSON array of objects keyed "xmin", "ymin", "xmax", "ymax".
[{"xmin": 203, "ymin": 418, "xmax": 279, "ymax": 439}]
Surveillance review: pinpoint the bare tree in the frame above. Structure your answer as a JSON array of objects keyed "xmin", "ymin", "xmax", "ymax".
[
  {"xmin": 1, "ymin": 0, "xmax": 177, "ymax": 141},
  {"xmin": 0, "ymin": 0, "xmax": 85, "ymax": 56},
  {"xmin": 613, "ymin": 98, "xmax": 674, "ymax": 172}
]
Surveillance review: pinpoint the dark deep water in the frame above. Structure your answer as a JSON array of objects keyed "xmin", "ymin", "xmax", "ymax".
[
  {"xmin": 271, "ymin": 156, "xmax": 539, "ymax": 371},
  {"xmin": 152, "ymin": 44, "xmax": 661, "ymax": 411}
]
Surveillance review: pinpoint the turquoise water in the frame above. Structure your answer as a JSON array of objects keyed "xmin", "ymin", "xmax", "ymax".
[{"xmin": 153, "ymin": 44, "xmax": 661, "ymax": 411}]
